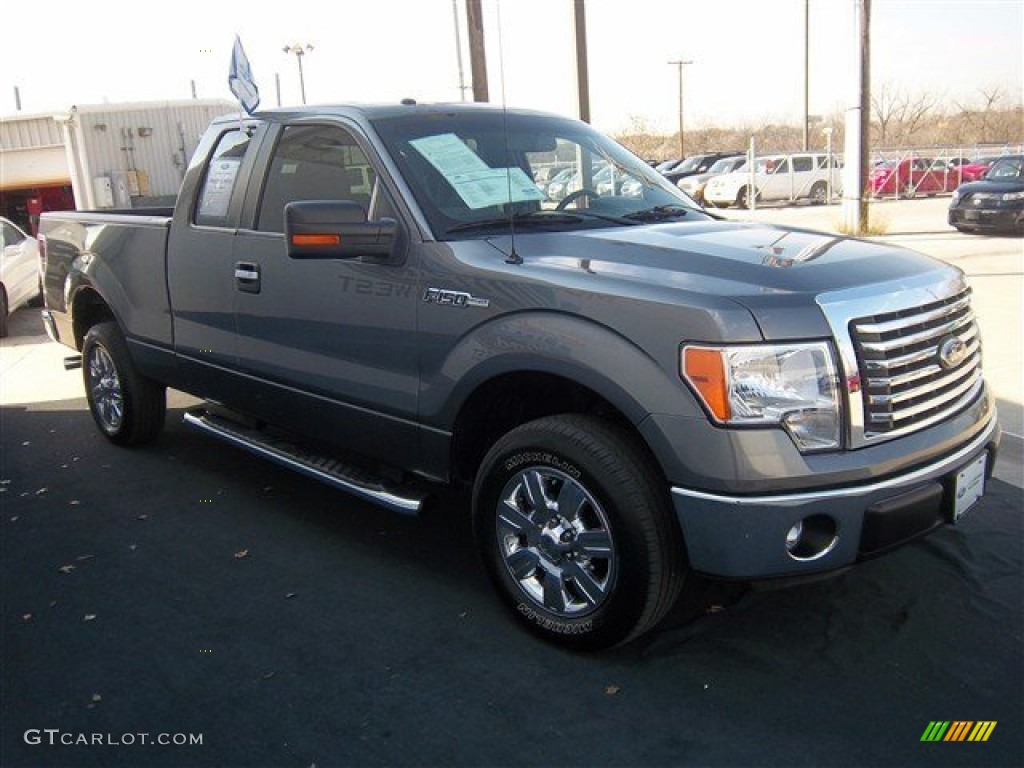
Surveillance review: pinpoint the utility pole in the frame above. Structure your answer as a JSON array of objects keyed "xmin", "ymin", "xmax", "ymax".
[
  {"xmin": 668, "ymin": 59, "xmax": 693, "ymax": 160},
  {"xmin": 466, "ymin": 0, "xmax": 489, "ymax": 102},
  {"xmin": 842, "ymin": 0, "xmax": 871, "ymax": 234},
  {"xmin": 574, "ymin": 0, "xmax": 591, "ymax": 123},
  {"xmin": 452, "ymin": 0, "xmax": 469, "ymax": 100},
  {"xmin": 803, "ymin": 0, "xmax": 810, "ymax": 151},
  {"xmin": 858, "ymin": 0, "xmax": 871, "ymax": 231}
]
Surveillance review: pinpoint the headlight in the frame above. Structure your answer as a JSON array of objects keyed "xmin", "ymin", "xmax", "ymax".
[
  {"xmin": 1000, "ymin": 190, "xmax": 1024, "ymax": 202},
  {"xmin": 682, "ymin": 342, "xmax": 841, "ymax": 452}
]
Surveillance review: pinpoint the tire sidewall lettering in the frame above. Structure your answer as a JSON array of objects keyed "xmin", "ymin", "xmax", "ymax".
[
  {"xmin": 516, "ymin": 602, "xmax": 594, "ymax": 636},
  {"xmin": 503, "ymin": 450, "xmax": 582, "ymax": 480}
]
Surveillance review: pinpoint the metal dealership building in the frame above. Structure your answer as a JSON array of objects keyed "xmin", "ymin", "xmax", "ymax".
[{"xmin": 0, "ymin": 99, "xmax": 233, "ymax": 233}]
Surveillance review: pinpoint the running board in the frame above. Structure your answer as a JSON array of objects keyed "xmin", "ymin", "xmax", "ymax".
[{"xmin": 183, "ymin": 409, "xmax": 427, "ymax": 515}]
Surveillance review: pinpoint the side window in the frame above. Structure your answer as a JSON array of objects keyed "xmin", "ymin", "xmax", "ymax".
[
  {"xmin": 195, "ymin": 130, "xmax": 255, "ymax": 227},
  {"xmin": 773, "ymin": 158, "xmax": 791, "ymax": 174},
  {"xmin": 792, "ymin": 157, "xmax": 814, "ymax": 173},
  {"xmin": 1, "ymin": 221, "xmax": 25, "ymax": 247},
  {"xmin": 257, "ymin": 125, "xmax": 376, "ymax": 233}
]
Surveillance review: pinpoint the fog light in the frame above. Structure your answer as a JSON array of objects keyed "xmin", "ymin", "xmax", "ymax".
[
  {"xmin": 785, "ymin": 514, "xmax": 839, "ymax": 561},
  {"xmin": 785, "ymin": 521, "xmax": 803, "ymax": 551}
]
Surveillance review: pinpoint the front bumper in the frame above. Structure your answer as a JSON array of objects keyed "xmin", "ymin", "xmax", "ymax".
[
  {"xmin": 949, "ymin": 204, "xmax": 1024, "ymax": 232},
  {"xmin": 670, "ymin": 415, "xmax": 1000, "ymax": 580}
]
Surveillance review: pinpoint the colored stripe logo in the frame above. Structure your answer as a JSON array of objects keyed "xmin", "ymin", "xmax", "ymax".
[{"xmin": 921, "ymin": 721, "xmax": 997, "ymax": 742}]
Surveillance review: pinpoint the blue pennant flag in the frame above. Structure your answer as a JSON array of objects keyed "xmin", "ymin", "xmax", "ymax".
[{"xmin": 228, "ymin": 36, "xmax": 260, "ymax": 114}]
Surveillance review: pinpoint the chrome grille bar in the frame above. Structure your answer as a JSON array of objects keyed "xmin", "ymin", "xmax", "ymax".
[
  {"xmin": 852, "ymin": 294, "xmax": 971, "ymax": 335},
  {"xmin": 863, "ymin": 326, "xmax": 979, "ymax": 372},
  {"xmin": 855, "ymin": 310, "xmax": 974, "ymax": 354},
  {"xmin": 867, "ymin": 359, "xmax": 980, "ymax": 406},
  {"xmin": 867, "ymin": 369, "xmax": 982, "ymax": 426}
]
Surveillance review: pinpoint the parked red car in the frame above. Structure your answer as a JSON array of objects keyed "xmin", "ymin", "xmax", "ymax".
[
  {"xmin": 957, "ymin": 156, "xmax": 1002, "ymax": 183},
  {"xmin": 869, "ymin": 158, "xmax": 963, "ymax": 197}
]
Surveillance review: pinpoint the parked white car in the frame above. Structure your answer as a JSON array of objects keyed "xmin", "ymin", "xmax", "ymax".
[
  {"xmin": 0, "ymin": 217, "xmax": 41, "ymax": 337},
  {"xmin": 704, "ymin": 153, "xmax": 842, "ymax": 208},
  {"xmin": 678, "ymin": 155, "xmax": 747, "ymax": 205}
]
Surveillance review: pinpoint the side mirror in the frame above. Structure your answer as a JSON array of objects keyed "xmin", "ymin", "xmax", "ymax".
[{"xmin": 284, "ymin": 200, "xmax": 397, "ymax": 259}]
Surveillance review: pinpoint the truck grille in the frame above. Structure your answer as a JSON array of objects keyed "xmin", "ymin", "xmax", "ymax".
[{"xmin": 851, "ymin": 288, "xmax": 982, "ymax": 439}]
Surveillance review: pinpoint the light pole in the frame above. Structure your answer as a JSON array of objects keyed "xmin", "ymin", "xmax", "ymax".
[
  {"xmin": 668, "ymin": 59, "xmax": 693, "ymax": 160},
  {"xmin": 282, "ymin": 42, "xmax": 314, "ymax": 105}
]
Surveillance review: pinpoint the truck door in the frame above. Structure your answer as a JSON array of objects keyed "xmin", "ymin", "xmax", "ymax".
[
  {"xmin": 166, "ymin": 124, "xmax": 264, "ymax": 401},
  {"xmin": 230, "ymin": 122, "xmax": 421, "ymax": 468}
]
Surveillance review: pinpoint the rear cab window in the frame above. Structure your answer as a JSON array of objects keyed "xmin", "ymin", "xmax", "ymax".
[{"xmin": 194, "ymin": 129, "xmax": 258, "ymax": 227}]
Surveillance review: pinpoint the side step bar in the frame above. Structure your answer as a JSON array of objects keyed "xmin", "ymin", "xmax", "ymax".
[{"xmin": 184, "ymin": 409, "xmax": 427, "ymax": 515}]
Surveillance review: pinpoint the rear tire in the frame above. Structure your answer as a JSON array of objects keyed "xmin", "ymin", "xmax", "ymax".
[
  {"xmin": 82, "ymin": 322, "xmax": 166, "ymax": 445},
  {"xmin": 0, "ymin": 287, "xmax": 8, "ymax": 338},
  {"xmin": 27, "ymin": 278, "xmax": 44, "ymax": 308},
  {"xmin": 809, "ymin": 181, "xmax": 827, "ymax": 205},
  {"xmin": 473, "ymin": 414, "xmax": 685, "ymax": 650}
]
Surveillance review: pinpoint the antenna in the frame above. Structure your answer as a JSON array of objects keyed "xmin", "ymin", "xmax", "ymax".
[{"xmin": 496, "ymin": 0, "xmax": 522, "ymax": 265}]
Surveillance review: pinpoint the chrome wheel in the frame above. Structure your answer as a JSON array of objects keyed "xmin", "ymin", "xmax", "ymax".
[
  {"xmin": 87, "ymin": 344, "xmax": 124, "ymax": 433},
  {"xmin": 496, "ymin": 467, "xmax": 616, "ymax": 617}
]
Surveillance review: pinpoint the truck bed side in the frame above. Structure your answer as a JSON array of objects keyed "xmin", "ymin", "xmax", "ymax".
[{"xmin": 41, "ymin": 209, "xmax": 174, "ymax": 356}]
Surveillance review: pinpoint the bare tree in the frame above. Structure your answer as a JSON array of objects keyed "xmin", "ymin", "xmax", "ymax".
[
  {"xmin": 872, "ymin": 82, "xmax": 901, "ymax": 147},
  {"xmin": 871, "ymin": 82, "xmax": 938, "ymax": 147}
]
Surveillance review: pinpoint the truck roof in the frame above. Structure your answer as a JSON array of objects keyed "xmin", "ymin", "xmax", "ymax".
[{"xmin": 213, "ymin": 101, "xmax": 561, "ymax": 127}]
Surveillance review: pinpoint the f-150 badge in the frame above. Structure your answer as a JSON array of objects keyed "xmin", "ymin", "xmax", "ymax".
[{"xmin": 422, "ymin": 287, "xmax": 490, "ymax": 308}]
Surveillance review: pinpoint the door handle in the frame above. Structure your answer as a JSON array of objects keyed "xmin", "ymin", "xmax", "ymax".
[{"xmin": 235, "ymin": 261, "xmax": 261, "ymax": 294}]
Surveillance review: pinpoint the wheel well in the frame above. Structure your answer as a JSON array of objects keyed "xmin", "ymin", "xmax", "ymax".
[
  {"xmin": 72, "ymin": 289, "xmax": 116, "ymax": 349},
  {"xmin": 450, "ymin": 371, "xmax": 639, "ymax": 486}
]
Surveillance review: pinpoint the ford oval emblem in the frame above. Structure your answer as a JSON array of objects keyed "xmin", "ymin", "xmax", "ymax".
[{"xmin": 938, "ymin": 337, "xmax": 968, "ymax": 370}]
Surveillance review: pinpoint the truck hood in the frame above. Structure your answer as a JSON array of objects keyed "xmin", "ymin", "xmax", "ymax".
[{"xmin": 484, "ymin": 219, "xmax": 954, "ymax": 339}]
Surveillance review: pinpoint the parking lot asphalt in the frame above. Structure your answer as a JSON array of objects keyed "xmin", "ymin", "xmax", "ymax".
[{"xmin": 2, "ymin": 200, "xmax": 1022, "ymax": 767}]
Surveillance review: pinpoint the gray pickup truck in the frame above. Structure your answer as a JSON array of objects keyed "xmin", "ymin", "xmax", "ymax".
[{"xmin": 39, "ymin": 104, "xmax": 999, "ymax": 649}]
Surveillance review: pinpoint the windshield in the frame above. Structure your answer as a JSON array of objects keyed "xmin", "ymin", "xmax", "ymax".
[
  {"xmin": 708, "ymin": 157, "xmax": 740, "ymax": 174},
  {"xmin": 371, "ymin": 110, "xmax": 704, "ymax": 239},
  {"xmin": 672, "ymin": 156, "xmax": 707, "ymax": 173},
  {"xmin": 985, "ymin": 156, "xmax": 1023, "ymax": 179}
]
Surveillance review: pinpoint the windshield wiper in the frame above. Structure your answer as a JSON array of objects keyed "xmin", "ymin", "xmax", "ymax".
[
  {"xmin": 623, "ymin": 204, "xmax": 702, "ymax": 222},
  {"xmin": 445, "ymin": 208, "xmax": 635, "ymax": 235}
]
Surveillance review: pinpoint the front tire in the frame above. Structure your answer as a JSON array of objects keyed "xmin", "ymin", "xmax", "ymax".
[
  {"xmin": 736, "ymin": 186, "xmax": 756, "ymax": 209},
  {"xmin": 473, "ymin": 415, "xmax": 685, "ymax": 650},
  {"xmin": 82, "ymin": 322, "xmax": 166, "ymax": 445}
]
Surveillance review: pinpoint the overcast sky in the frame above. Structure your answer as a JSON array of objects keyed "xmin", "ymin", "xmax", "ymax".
[{"xmin": 2, "ymin": 0, "xmax": 1021, "ymax": 133}]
